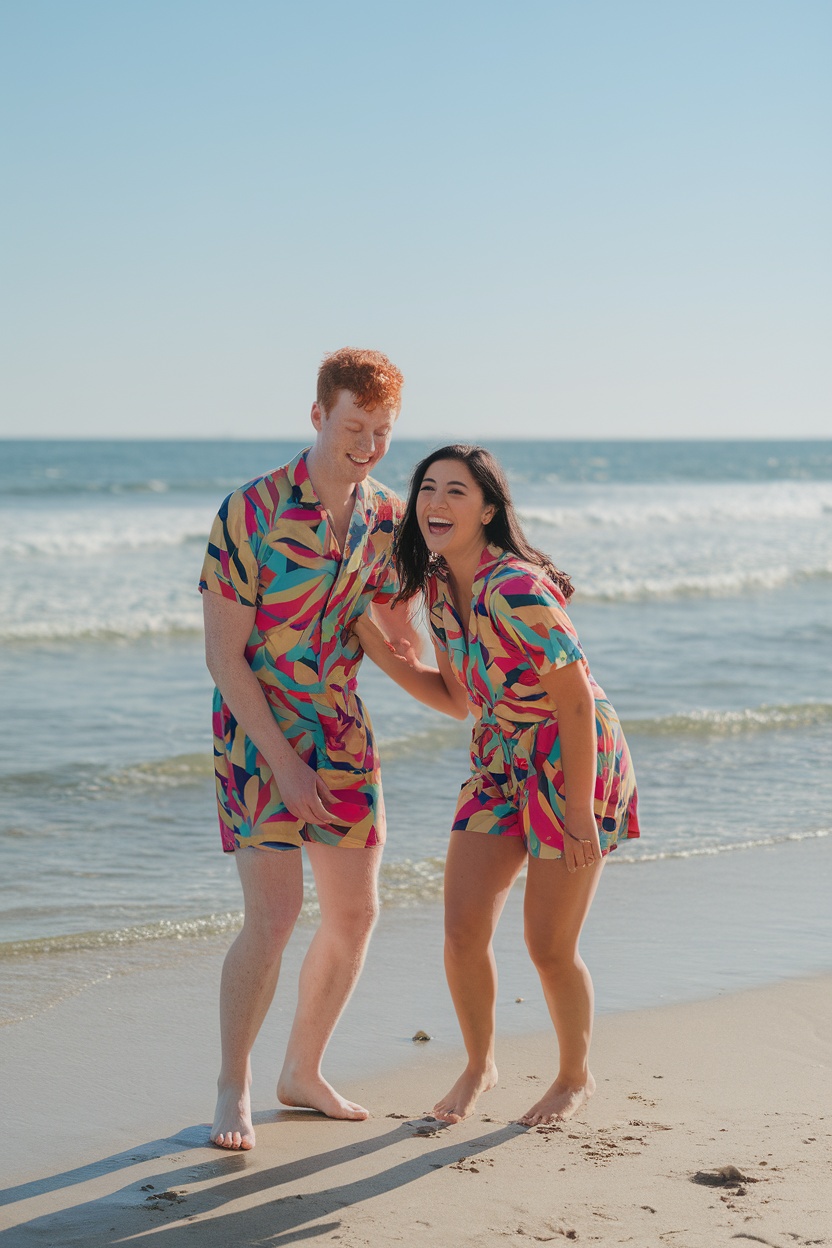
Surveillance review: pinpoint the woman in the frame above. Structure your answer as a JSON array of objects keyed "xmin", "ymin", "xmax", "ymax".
[{"xmin": 354, "ymin": 445, "xmax": 639, "ymax": 1125}]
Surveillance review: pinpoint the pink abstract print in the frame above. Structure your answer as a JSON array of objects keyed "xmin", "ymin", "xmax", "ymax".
[
  {"xmin": 428, "ymin": 544, "xmax": 639, "ymax": 860},
  {"xmin": 200, "ymin": 450, "xmax": 402, "ymax": 851}
]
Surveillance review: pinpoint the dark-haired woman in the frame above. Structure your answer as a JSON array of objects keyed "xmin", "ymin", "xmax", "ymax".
[{"xmin": 354, "ymin": 445, "xmax": 639, "ymax": 1125}]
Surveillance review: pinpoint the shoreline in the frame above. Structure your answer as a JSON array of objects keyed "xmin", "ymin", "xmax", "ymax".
[
  {"xmin": 2, "ymin": 970, "xmax": 829, "ymax": 1245},
  {"xmin": 3, "ymin": 828, "xmax": 832, "ymax": 1032}
]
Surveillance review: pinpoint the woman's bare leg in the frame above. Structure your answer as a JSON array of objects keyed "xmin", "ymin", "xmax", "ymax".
[
  {"xmin": 519, "ymin": 854, "xmax": 605, "ymax": 1125},
  {"xmin": 434, "ymin": 830, "xmax": 527, "ymax": 1123}
]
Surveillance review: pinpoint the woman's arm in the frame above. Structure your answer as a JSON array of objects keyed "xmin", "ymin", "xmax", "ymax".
[
  {"xmin": 202, "ymin": 591, "xmax": 336, "ymax": 825},
  {"xmin": 539, "ymin": 660, "xmax": 601, "ymax": 873},
  {"xmin": 354, "ymin": 609, "xmax": 469, "ymax": 720}
]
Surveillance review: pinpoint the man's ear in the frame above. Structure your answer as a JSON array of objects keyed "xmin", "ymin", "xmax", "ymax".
[{"xmin": 310, "ymin": 401, "xmax": 325, "ymax": 432}]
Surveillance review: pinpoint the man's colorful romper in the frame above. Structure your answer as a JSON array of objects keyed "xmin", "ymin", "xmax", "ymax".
[
  {"xmin": 199, "ymin": 449, "xmax": 403, "ymax": 852},
  {"xmin": 428, "ymin": 544, "xmax": 639, "ymax": 859}
]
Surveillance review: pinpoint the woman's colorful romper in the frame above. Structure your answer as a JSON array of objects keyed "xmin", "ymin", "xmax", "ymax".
[{"xmin": 428, "ymin": 544, "xmax": 639, "ymax": 859}]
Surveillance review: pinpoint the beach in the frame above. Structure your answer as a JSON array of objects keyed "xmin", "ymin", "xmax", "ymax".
[
  {"xmin": 3, "ymin": 833, "xmax": 832, "ymax": 1243},
  {"xmin": 2, "ymin": 437, "xmax": 831, "ymax": 1242},
  {"xmin": 2, "ymin": 922, "xmax": 830, "ymax": 1245}
]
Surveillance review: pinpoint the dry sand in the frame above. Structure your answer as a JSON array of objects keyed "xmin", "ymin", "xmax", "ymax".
[{"xmin": 1, "ymin": 963, "xmax": 830, "ymax": 1247}]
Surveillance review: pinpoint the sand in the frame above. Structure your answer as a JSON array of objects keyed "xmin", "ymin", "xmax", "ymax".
[{"xmin": 2, "ymin": 954, "xmax": 830, "ymax": 1247}]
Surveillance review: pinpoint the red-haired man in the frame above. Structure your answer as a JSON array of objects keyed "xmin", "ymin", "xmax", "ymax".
[{"xmin": 199, "ymin": 349, "xmax": 416, "ymax": 1149}]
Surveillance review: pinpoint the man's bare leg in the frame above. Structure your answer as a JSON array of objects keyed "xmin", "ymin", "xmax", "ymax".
[
  {"xmin": 433, "ymin": 831, "xmax": 527, "ymax": 1123},
  {"xmin": 212, "ymin": 846, "xmax": 304, "ymax": 1149},
  {"xmin": 517, "ymin": 855, "xmax": 604, "ymax": 1126},
  {"xmin": 277, "ymin": 841, "xmax": 383, "ymax": 1120}
]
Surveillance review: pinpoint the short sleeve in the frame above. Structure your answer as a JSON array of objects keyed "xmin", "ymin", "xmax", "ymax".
[
  {"xmin": 489, "ymin": 573, "xmax": 584, "ymax": 676},
  {"xmin": 366, "ymin": 489, "xmax": 403, "ymax": 604},
  {"xmin": 368, "ymin": 549, "xmax": 401, "ymax": 604},
  {"xmin": 427, "ymin": 575, "xmax": 448, "ymax": 653},
  {"xmin": 199, "ymin": 489, "xmax": 260, "ymax": 607}
]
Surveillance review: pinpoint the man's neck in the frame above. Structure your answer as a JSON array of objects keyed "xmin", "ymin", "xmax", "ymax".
[{"xmin": 305, "ymin": 445, "xmax": 357, "ymax": 515}]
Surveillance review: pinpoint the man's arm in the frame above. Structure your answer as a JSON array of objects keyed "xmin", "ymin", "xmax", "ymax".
[{"xmin": 202, "ymin": 591, "xmax": 334, "ymax": 825}]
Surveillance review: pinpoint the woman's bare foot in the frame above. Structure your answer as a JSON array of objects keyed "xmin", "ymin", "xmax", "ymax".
[
  {"xmin": 433, "ymin": 1062, "xmax": 499, "ymax": 1123},
  {"xmin": 517, "ymin": 1072, "xmax": 596, "ymax": 1126},
  {"xmin": 211, "ymin": 1082, "xmax": 255, "ymax": 1150},
  {"xmin": 277, "ymin": 1070, "xmax": 369, "ymax": 1120}
]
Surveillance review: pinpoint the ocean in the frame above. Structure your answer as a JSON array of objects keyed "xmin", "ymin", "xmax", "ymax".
[{"xmin": 2, "ymin": 438, "xmax": 831, "ymax": 1030}]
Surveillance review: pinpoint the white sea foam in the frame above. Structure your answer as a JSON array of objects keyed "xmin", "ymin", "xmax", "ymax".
[
  {"xmin": 4, "ymin": 505, "xmax": 211, "ymax": 559},
  {"xmin": 518, "ymin": 480, "xmax": 832, "ymax": 531},
  {"xmin": 617, "ymin": 826, "xmax": 830, "ymax": 865},
  {"xmin": 578, "ymin": 561, "xmax": 832, "ymax": 603}
]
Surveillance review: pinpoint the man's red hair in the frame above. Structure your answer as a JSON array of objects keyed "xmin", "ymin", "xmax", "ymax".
[{"xmin": 317, "ymin": 348, "xmax": 404, "ymax": 415}]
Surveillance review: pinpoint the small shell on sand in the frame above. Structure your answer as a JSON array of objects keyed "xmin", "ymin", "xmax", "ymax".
[{"xmin": 411, "ymin": 1029, "xmax": 432, "ymax": 1042}]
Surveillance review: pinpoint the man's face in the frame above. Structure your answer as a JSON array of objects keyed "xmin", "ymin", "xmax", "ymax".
[{"xmin": 310, "ymin": 390, "xmax": 397, "ymax": 484}]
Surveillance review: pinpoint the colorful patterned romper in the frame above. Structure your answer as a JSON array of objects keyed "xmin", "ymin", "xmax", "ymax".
[
  {"xmin": 199, "ymin": 449, "xmax": 403, "ymax": 851},
  {"xmin": 428, "ymin": 544, "xmax": 640, "ymax": 859}
]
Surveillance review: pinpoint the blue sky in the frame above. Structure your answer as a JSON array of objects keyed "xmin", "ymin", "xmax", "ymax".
[{"xmin": 1, "ymin": 0, "xmax": 829, "ymax": 439}]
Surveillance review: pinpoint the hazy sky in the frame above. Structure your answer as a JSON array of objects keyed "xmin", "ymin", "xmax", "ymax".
[{"xmin": 1, "ymin": 1, "xmax": 830, "ymax": 440}]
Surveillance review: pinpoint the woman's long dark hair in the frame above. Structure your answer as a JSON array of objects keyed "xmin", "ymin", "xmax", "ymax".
[{"xmin": 393, "ymin": 444, "xmax": 573, "ymax": 602}]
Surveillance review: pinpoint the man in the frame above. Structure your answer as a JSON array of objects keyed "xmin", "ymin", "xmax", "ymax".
[{"xmin": 199, "ymin": 348, "xmax": 416, "ymax": 1150}]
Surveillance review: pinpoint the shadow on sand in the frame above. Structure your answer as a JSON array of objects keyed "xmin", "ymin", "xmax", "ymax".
[{"xmin": 0, "ymin": 1113, "xmax": 526, "ymax": 1246}]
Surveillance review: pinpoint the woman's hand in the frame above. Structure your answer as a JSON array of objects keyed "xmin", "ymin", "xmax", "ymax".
[
  {"xmin": 351, "ymin": 609, "xmax": 468, "ymax": 720},
  {"xmin": 353, "ymin": 609, "xmax": 421, "ymax": 664},
  {"xmin": 562, "ymin": 809, "xmax": 602, "ymax": 874}
]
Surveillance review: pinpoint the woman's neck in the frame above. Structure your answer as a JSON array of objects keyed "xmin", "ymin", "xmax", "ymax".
[{"xmin": 444, "ymin": 539, "xmax": 489, "ymax": 618}]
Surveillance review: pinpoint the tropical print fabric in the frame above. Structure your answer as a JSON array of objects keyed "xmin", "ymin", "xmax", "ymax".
[
  {"xmin": 199, "ymin": 449, "xmax": 402, "ymax": 851},
  {"xmin": 428, "ymin": 544, "xmax": 639, "ymax": 859}
]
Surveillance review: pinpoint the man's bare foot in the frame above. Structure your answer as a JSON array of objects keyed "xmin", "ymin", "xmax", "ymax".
[
  {"xmin": 517, "ymin": 1072, "xmax": 596, "ymax": 1126},
  {"xmin": 211, "ymin": 1083, "xmax": 255, "ymax": 1150},
  {"xmin": 433, "ymin": 1062, "xmax": 499, "ymax": 1124},
  {"xmin": 277, "ymin": 1071, "xmax": 369, "ymax": 1120}
]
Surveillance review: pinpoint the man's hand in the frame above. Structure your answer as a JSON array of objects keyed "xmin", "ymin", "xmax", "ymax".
[{"xmin": 277, "ymin": 752, "xmax": 336, "ymax": 827}]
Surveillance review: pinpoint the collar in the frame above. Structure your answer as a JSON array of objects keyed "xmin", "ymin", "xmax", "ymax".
[
  {"xmin": 286, "ymin": 448, "xmax": 323, "ymax": 510},
  {"xmin": 472, "ymin": 542, "xmax": 507, "ymax": 589},
  {"xmin": 287, "ymin": 447, "xmax": 367, "ymax": 518}
]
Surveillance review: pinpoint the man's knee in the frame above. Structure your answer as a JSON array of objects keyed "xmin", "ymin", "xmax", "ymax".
[
  {"xmin": 321, "ymin": 892, "xmax": 379, "ymax": 942},
  {"xmin": 244, "ymin": 895, "xmax": 303, "ymax": 952}
]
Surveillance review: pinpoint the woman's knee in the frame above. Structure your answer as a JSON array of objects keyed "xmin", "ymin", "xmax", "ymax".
[
  {"xmin": 524, "ymin": 929, "xmax": 580, "ymax": 978},
  {"xmin": 444, "ymin": 911, "xmax": 493, "ymax": 960}
]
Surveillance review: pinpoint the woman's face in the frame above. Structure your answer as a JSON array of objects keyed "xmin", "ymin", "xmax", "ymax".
[{"xmin": 416, "ymin": 458, "xmax": 495, "ymax": 560}]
